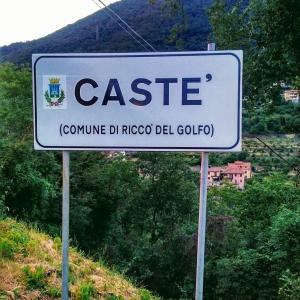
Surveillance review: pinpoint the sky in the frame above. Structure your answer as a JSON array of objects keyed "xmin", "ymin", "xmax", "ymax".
[{"xmin": 0, "ymin": 0, "xmax": 119, "ymax": 47}]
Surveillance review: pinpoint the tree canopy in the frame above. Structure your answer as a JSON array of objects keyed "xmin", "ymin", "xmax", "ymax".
[{"xmin": 209, "ymin": 0, "xmax": 300, "ymax": 107}]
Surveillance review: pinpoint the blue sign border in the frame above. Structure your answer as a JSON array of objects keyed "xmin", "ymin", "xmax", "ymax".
[{"xmin": 33, "ymin": 52, "xmax": 242, "ymax": 151}]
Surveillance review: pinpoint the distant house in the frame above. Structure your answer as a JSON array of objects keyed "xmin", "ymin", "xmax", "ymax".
[
  {"xmin": 283, "ymin": 89, "xmax": 299, "ymax": 103},
  {"xmin": 207, "ymin": 161, "xmax": 252, "ymax": 189},
  {"xmin": 223, "ymin": 167, "xmax": 245, "ymax": 189},
  {"xmin": 227, "ymin": 161, "xmax": 252, "ymax": 179},
  {"xmin": 207, "ymin": 167, "xmax": 223, "ymax": 187}
]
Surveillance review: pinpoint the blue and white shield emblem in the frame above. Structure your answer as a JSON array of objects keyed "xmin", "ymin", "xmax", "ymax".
[{"xmin": 43, "ymin": 75, "xmax": 67, "ymax": 109}]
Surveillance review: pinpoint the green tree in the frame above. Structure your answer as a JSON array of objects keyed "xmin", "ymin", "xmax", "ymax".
[
  {"xmin": 0, "ymin": 64, "xmax": 62, "ymax": 233},
  {"xmin": 209, "ymin": 0, "xmax": 300, "ymax": 108},
  {"xmin": 204, "ymin": 175, "xmax": 300, "ymax": 299},
  {"xmin": 103, "ymin": 152, "xmax": 198, "ymax": 299}
]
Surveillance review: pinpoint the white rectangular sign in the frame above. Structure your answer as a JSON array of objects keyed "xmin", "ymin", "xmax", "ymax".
[{"xmin": 33, "ymin": 51, "xmax": 242, "ymax": 151}]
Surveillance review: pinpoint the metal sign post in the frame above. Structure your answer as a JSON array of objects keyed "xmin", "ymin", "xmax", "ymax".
[
  {"xmin": 62, "ymin": 150, "xmax": 70, "ymax": 300},
  {"xmin": 195, "ymin": 43, "xmax": 216, "ymax": 300},
  {"xmin": 195, "ymin": 152, "xmax": 209, "ymax": 300}
]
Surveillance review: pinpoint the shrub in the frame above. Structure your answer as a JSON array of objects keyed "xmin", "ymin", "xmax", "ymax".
[
  {"xmin": 279, "ymin": 270, "xmax": 300, "ymax": 300},
  {"xmin": 22, "ymin": 265, "xmax": 47, "ymax": 290},
  {"xmin": 0, "ymin": 238, "xmax": 16, "ymax": 259},
  {"xmin": 140, "ymin": 289, "xmax": 152, "ymax": 300},
  {"xmin": 77, "ymin": 282, "xmax": 97, "ymax": 300},
  {"xmin": 0, "ymin": 198, "xmax": 7, "ymax": 219},
  {"xmin": 46, "ymin": 286, "xmax": 61, "ymax": 297},
  {"xmin": 53, "ymin": 237, "xmax": 62, "ymax": 250},
  {"xmin": 0, "ymin": 220, "xmax": 30, "ymax": 259}
]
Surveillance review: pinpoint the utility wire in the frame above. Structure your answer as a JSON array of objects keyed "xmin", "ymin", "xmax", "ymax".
[
  {"xmin": 97, "ymin": 0, "xmax": 157, "ymax": 51},
  {"xmin": 91, "ymin": 0, "xmax": 151, "ymax": 51},
  {"xmin": 256, "ymin": 137, "xmax": 300, "ymax": 176},
  {"xmin": 92, "ymin": 1, "xmax": 298, "ymax": 176},
  {"xmin": 91, "ymin": 0, "xmax": 152, "ymax": 52}
]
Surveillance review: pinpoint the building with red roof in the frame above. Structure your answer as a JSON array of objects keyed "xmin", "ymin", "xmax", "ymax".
[{"xmin": 208, "ymin": 161, "xmax": 252, "ymax": 189}]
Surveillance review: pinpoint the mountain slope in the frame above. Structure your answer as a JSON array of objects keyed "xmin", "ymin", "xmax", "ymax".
[
  {"xmin": 0, "ymin": 218, "xmax": 157, "ymax": 299},
  {"xmin": 0, "ymin": 0, "xmax": 213, "ymax": 64}
]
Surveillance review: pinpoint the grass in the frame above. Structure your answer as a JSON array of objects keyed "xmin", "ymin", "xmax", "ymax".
[
  {"xmin": 0, "ymin": 218, "xmax": 158, "ymax": 300},
  {"xmin": 77, "ymin": 282, "xmax": 97, "ymax": 300}
]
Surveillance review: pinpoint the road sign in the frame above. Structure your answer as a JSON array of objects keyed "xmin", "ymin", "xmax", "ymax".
[{"xmin": 33, "ymin": 51, "xmax": 242, "ymax": 151}]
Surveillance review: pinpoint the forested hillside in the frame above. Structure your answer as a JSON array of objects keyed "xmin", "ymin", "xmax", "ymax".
[{"xmin": 0, "ymin": 0, "xmax": 213, "ymax": 64}]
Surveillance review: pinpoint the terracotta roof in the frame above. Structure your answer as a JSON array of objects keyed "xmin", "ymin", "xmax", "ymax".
[
  {"xmin": 228, "ymin": 162, "xmax": 251, "ymax": 170},
  {"xmin": 208, "ymin": 161, "xmax": 251, "ymax": 175},
  {"xmin": 224, "ymin": 168, "xmax": 244, "ymax": 174},
  {"xmin": 208, "ymin": 167, "xmax": 224, "ymax": 172}
]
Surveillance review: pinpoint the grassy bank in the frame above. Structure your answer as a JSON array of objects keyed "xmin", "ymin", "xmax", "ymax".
[{"xmin": 0, "ymin": 219, "xmax": 157, "ymax": 300}]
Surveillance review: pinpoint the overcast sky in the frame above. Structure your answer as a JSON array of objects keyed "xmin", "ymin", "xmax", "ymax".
[{"xmin": 0, "ymin": 0, "xmax": 119, "ymax": 46}]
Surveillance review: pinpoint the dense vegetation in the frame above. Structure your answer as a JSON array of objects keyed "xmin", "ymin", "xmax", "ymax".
[
  {"xmin": 0, "ymin": 62, "xmax": 299, "ymax": 299},
  {"xmin": 210, "ymin": 0, "xmax": 300, "ymax": 101},
  {"xmin": 209, "ymin": 0, "xmax": 300, "ymax": 134},
  {"xmin": 0, "ymin": 0, "xmax": 300, "ymax": 299},
  {"xmin": 243, "ymin": 103, "xmax": 300, "ymax": 135}
]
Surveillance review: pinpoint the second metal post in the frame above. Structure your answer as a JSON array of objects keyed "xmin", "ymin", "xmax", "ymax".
[
  {"xmin": 195, "ymin": 152, "xmax": 209, "ymax": 300},
  {"xmin": 195, "ymin": 42, "xmax": 215, "ymax": 300}
]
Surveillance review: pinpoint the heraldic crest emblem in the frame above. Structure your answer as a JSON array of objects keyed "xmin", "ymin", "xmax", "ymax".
[{"xmin": 44, "ymin": 77, "xmax": 66, "ymax": 108}]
